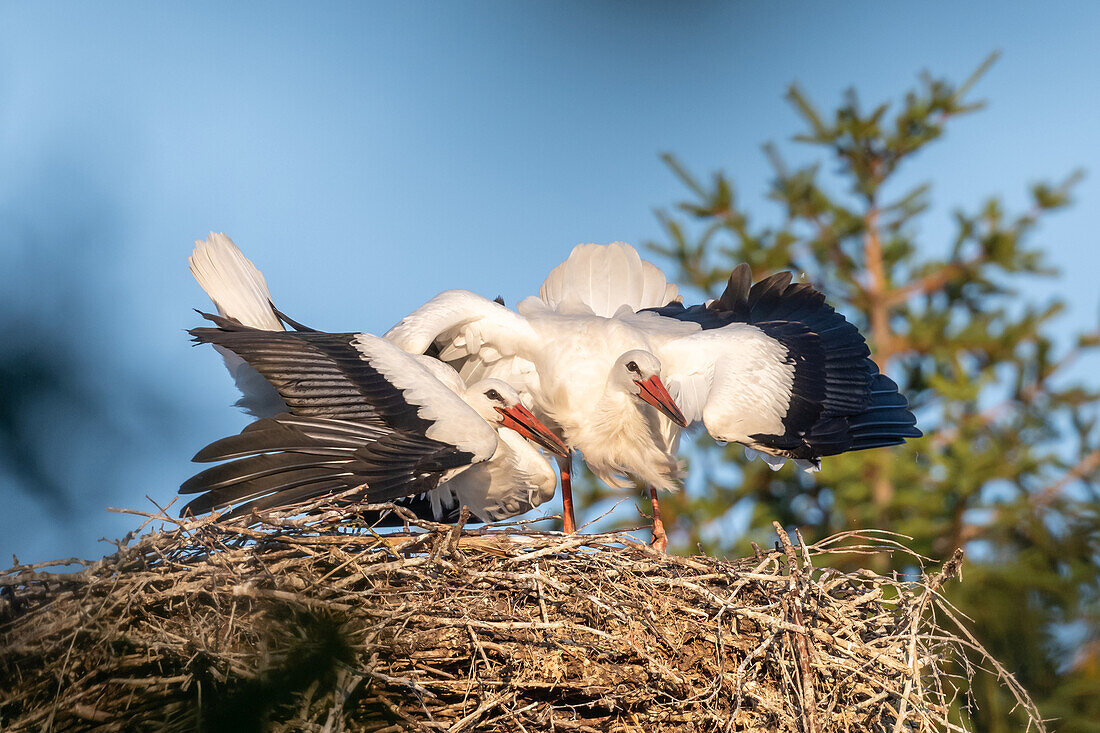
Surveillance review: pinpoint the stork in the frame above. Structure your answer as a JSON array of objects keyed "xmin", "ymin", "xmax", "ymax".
[
  {"xmin": 528, "ymin": 244, "xmax": 921, "ymax": 467},
  {"xmin": 636, "ymin": 261, "xmax": 922, "ymax": 469},
  {"xmin": 182, "ymin": 319, "xmax": 568, "ymax": 520},
  {"xmin": 184, "ymin": 233, "xmax": 567, "ymax": 522}
]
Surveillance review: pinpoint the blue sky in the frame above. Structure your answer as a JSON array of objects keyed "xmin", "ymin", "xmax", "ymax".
[{"xmin": 1, "ymin": 2, "xmax": 1097, "ymax": 563}]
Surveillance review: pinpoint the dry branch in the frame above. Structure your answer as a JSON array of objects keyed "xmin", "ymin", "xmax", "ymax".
[{"xmin": 0, "ymin": 500, "xmax": 1043, "ymax": 732}]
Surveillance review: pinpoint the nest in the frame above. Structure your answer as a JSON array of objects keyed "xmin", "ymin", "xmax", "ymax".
[{"xmin": 1, "ymin": 499, "xmax": 1043, "ymax": 732}]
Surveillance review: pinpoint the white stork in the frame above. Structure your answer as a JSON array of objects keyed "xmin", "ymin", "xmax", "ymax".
[
  {"xmin": 183, "ymin": 233, "xmax": 568, "ymax": 522},
  {"xmin": 538, "ymin": 244, "xmax": 922, "ymax": 465},
  {"xmin": 386, "ymin": 243, "xmax": 920, "ymax": 549},
  {"xmin": 181, "ymin": 322, "xmax": 568, "ymax": 520}
]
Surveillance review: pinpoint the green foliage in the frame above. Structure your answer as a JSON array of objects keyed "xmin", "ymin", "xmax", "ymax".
[{"xmin": 603, "ymin": 54, "xmax": 1100, "ymax": 729}]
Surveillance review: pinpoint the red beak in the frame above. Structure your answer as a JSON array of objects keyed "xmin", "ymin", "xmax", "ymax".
[
  {"xmin": 496, "ymin": 405, "xmax": 570, "ymax": 457},
  {"xmin": 636, "ymin": 376, "xmax": 688, "ymax": 427}
]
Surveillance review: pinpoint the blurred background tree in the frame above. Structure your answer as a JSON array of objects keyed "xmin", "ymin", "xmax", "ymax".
[
  {"xmin": 0, "ymin": 158, "xmax": 180, "ymax": 558},
  {"xmin": 578, "ymin": 54, "xmax": 1100, "ymax": 730}
]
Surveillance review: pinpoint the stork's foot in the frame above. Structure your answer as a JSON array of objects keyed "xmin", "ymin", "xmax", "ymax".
[
  {"xmin": 562, "ymin": 486, "xmax": 576, "ymax": 534},
  {"xmin": 648, "ymin": 485, "xmax": 668, "ymax": 552},
  {"xmin": 559, "ymin": 455, "xmax": 577, "ymax": 534}
]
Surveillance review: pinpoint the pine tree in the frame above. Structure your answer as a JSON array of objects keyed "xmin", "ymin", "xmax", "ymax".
[{"xmin": 585, "ymin": 54, "xmax": 1099, "ymax": 729}]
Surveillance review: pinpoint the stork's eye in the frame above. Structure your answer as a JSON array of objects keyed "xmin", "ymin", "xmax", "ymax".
[
  {"xmin": 486, "ymin": 389, "xmax": 502, "ymax": 402},
  {"xmin": 626, "ymin": 361, "xmax": 640, "ymax": 373}
]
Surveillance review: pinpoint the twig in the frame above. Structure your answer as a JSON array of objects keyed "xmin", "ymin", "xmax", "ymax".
[{"xmin": 773, "ymin": 522, "xmax": 820, "ymax": 733}]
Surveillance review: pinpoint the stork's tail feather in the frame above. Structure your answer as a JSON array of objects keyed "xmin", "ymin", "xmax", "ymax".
[
  {"xmin": 189, "ymin": 234, "xmax": 295, "ymax": 417},
  {"xmin": 539, "ymin": 242, "xmax": 681, "ymax": 317},
  {"xmin": 189, "ymin": 232, "xmax": 284, "ymax": 331}
]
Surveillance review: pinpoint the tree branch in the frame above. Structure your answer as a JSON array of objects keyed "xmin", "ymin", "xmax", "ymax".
[
  {"xmin": 931, "ymin": 339, "xmax": 1092, "ymax": 447},
  {"xmin": 1033, "ymin": 447, "xmax": 1100, "ymax": 507},
  {"xmin": 886, "ymin": 260, "xmax": 977, "ymax": 306}
]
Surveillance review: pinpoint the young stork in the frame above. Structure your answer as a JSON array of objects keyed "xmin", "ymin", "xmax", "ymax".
[
  {"xmin": 532, "ymin": 244, "xmax": 922, "ymax": 538},
  {"xmin": 184, "ymin": 233, "xmax": 567, "ymax": 521},
  {"xmin": 637, "ymin": 261, "xmax": 922, "ymax": 469},
  {"xmin": 181, "ymin": 323, "xmax": 567, "ymax": 520}
]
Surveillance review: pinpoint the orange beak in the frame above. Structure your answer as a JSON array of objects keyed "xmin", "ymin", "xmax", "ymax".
[
  {"xmin": 635, "ymin": 376, "xmax": 688, "ymax": 427},
  {"xmin": 496, "ymin": 404, "xmax": 570, "ymax": 457}
]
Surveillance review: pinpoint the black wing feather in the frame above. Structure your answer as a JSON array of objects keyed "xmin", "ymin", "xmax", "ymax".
[
  {"xmin": 190, "ymin": 315, "xmax": 435, "ymax": 432},
  {"xmin": 180, "ymin": 414, "xmax": 475, "ymax": 519},
  {"xmin": 270, "ymin": 302, "xmax": 318, "ymax": 332},
  {"xmin": 180, "ymin": 452, "xmax": 353, "ymax": 494}
]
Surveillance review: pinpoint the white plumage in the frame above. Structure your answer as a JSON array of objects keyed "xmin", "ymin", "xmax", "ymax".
[
  {"xmin": 527, "ymin": 243, "xmax": 820, "ymax": 468},
  {"xmin": 189, "ymin": 232, "xmax": 283, "ymax": 331},
  {"xmin": 437, "ymin": 427, "xmax": 557, "ymax": 522},
  {"xmin": 349, "ymin": 332, "xmax": 495, "ymax": 456},
  {"xmin": 646, "ymin": 326, "xmax": 794, "ymax": 443}
]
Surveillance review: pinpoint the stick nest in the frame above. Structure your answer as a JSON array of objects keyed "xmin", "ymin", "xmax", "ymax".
[{"xmin": 1, "ymin": 501, "xmax": 1043, "ymax": 732}]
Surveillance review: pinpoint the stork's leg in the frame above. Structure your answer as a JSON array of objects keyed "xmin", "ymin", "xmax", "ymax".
[
  {"xmin": 648, "ymin": 485, "xmax": 668, "ymax": 552},
  {"xmin": 558, "ymin": 454, "xmax": 576, "ymax": 534}
]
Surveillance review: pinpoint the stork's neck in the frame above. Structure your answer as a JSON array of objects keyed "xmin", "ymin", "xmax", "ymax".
[
  {"xmin": 602, "ymin": 381, "xmax": 648, "ymax": 420},
  {"xmin": 563, "ymin": 389, "xmax": 681, "ymax": 493}
]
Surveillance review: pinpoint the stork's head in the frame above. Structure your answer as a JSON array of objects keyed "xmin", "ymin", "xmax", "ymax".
[
  {"xmin": 611, "ymin": 350, "xmax": 688, "ymax": 428},
  {"xmin": 465, "ymin": 379, "xmax": 569, "ymax": 457}
]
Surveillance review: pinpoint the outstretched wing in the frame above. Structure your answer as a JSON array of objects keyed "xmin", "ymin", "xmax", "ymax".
[
  {"xmin": 648, "ymin": 264, "xmax": 920, "ymax": 465},
  {"xmin": 180, "ymin": 413, "xmax": 482, "ymax": 518},
  {"xmin": 191, "ymin": 316, "xmax": 496, "ymax": 453}
]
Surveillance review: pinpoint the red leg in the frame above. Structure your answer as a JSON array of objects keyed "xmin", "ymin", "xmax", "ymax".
[
  {"xmin": 648, "ymin": 485, "xmax": 668, "ymax": 552},
  {"xmin": 558, "ymin": 454, "xmax": 576, "ymax": 534}
]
